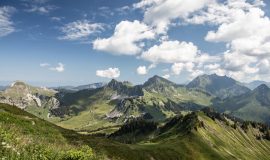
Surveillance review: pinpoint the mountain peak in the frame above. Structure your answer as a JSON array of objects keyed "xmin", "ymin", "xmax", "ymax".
[
  {"xmin": 107, "ymin": 79, "xmax": 121, "ymax": 89},
  {"xmin": 187, "ymin": 74, "xmax": 250, "ymax": 99},
  {"xmin": 10, "ymin": 81, "xmax": 28, "ymax": 87},
  {"xmin": 142, "ymin": 75, "xmax": 176, "ymax": 93},
  {"xmin": 254, "ymin": 84, "xmax": 270, "ymax": 92},
  {"xmin": 144, "ymin": 75, "xmax": 174, "ymax": 85},
  {"xmin": 245, "ymin": 81, "xmax": 270, "ymax": 90}
]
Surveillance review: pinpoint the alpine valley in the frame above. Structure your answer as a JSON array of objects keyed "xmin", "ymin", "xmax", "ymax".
[{"xmin": 1, "ymin": 74, "xmax": 270, "ymax": 159}]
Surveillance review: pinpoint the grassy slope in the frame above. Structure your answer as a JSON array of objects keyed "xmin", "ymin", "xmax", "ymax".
[
  {"xmin": 1, "ymin": 103, "xmax": 270, "ymax": 160},
  {"xmin": 196, "ymin": 113, "xmax": 270, "ymax": 159},
  {"xmin": 55, "ymin": 88, "xmax": 117, "ymax": 132},
  {"xmin": 87, "ymin": 112, "xmax": 270, "ymax": 160},
  {"xmin": 0, "ymin": 103, "xmax": 101, "ymax": 159}
]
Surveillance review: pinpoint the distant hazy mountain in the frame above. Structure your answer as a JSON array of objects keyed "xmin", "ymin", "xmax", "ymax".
[
  {"xmin": 244, "ymin": 80, "xmax": 270, "ymax": 90},
  {"xmin": 215, "ymin": 84, "xmax": 270, "ymax": 124},
  {"xmin": 187, "ymin": 74, "xmax": 250, "ymax": 99},
  {"xmin": 54, "ymin": 82, "xmax": 106, "ymax": 92},
  {"xmin": 0, "ymin": 85, "xmax": 7, "ymax": 91}
]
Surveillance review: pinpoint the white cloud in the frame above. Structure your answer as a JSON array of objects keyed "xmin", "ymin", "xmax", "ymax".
[
  {"xmin": 25, "ymin": 5, "xmax": 57, "ymax": 14},
  {"xmin": 59, "ymin": 20, "xmax": 104, "ymax": 41},
  {"xmin": 171, "ymin": 63, "xmax": 184, "ymax": 75},
  {"xmin": 141, "ymin": 40, "xmax": 221, "ymax": 80},
  {"xmin": 51, "ymin": 16, "xmax": 63, "ymax": 21},
  {"xmin": 40, "ymin": 63, "xmax": 50, "ymax": 67},
  {"xmin": 162, "ymin": 74, "xmax": 170, "ymax": 79},
  {"xmin": 134, "ymin": 0, "xmax": 213, "ymax": 34},
  {"xmin": 0, "ymin": 6, "xmax": 16, "ymax": 37},
  {"xmin": 171, "ymin": 62, "xmax": 195, "ymax": 75},
  {"xmin": 93, "ymin": 20, "xmax": 155, "ymax": 55},
  {"xmin": 179, "ymin": 0, "xmax": 270, "ymax": 82},
  {"xmin": 137, "ymin": 66, "xmax": 147, "ymax": 75},
  {"xmin": 136, "ymin": 64, "xmax": 156, "ymax": 75},
  {"xmin": 141, "ymin": 40, "xmax": 199, "ymax": 63},
  {"xmin": 96, "ymin": 68, "xmax": 120, "ymax": 78},
  {"xmin": 115, "ymin": 6, "xmax": 130, "ymax": 15},
  {"xmin": 23, "ymin": 0, "xmax": 57, "ymax": 14},
  {"xmin": 49, "ymin": 63, "xmax": 65, "ymax": 72}
]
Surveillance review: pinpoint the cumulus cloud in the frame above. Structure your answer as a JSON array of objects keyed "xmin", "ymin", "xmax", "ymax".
[
  {"xmin": 171, "ymin": 63, "xmax": 195, "ymax": 75},
  {"xmin": 93, "ymin": 20, "xmax": 155, "ymax": 55},
  {"xmin": 175, "ymin": 0, "xmax": 270, "ymax": 82},
  {"xmin": 136, "ymin": 64, "xmax": 156, "ymax": 75},
  {"xmin": 134, "ymin": 0, "xmax": 213, "ymax": 34},
  {"xmin": 49, "ymin": 63, "xmax": 65, "ymax": 72},
  {"xmin": 0, "ymin": 6, "xmax": 16, "ymax": 37},
  {"xmin": 59, "ymin": 20, "xmax": 104, "ymax": 41},
  {"xmin": 140, "ymin": 40, "xmax": 222, "ymax": 79},
  {"xmin": 137, "ymin": 66, "xmax": 147, "ymax": 75},
  {"xmin": 141, "ymin": 40, "xmax": 199, "ymax": 63},
  {"xmin": 96, "ymin": 68, "xmax": 120, "ymax": 78}
]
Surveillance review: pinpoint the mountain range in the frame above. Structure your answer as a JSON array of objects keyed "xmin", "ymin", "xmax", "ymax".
[
  {"xmin": 52, "ymin": 82, "xmax": 106, "ymax": 92},
  {"xmin": 1, "ymin": 74, "xmax": 270, "ymax": 159},
  {"xmin": 214, "ymin": 84, "xmax": 270, "ymax": 124},
  {"xmin": 244, "ymin": 80, "xmax": 270, "ymax": 90},
  {"xmin": 1, "ymin": 74, "xmax": 270, "ymax": 129}
]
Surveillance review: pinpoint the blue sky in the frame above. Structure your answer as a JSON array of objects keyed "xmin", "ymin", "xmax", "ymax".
[{"xmin": 1, "ymin": 0, "xmax": 270, "ymax": 86}]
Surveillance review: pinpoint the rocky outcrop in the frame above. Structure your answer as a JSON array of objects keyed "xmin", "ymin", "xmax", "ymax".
[{"xmin": 0, "ymin": 81, "xmax": 61, "ymax": 117}]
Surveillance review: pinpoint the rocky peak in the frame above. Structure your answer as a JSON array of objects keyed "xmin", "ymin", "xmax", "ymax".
[
  {"xmin": 143, "ymin": 75, "xmax": 175, "ymax": 87},
  {"xmin": 10, "ymin": 81, "xmax": 28, "ymax": 88},
  {"xmin": 253, "ymin": 84, "xmax": 270, "ymax": 95},
  {"xmin": 107, "ymin": 79, "xmax": 123, "ymax": 89}
]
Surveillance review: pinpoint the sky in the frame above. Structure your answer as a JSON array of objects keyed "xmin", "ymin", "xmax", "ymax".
[{"xmin": 1, "ymin": 0, "xmax": 270, "ymax": 86}]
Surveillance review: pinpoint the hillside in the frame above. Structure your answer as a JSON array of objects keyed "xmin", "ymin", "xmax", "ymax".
[
  {"xmin": 0, "ymin": 103, "xmax": 103, "ymax": 159},
  {"xmin": 214, "ymin": 84, "xmax": 270, "ymax": 124},
  {"xmin": 2, "ymin": 102, "xmax": 270, "ymax": 160},
  {"xmin": 108, "ymin": 108, "xmax": 270, "ymax": 160},
  {"xmin": 187, "ymin": 74, "xmax": 250, "ymax": 99}
]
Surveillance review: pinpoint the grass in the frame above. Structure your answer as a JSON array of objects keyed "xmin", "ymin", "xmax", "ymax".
[
  {"xmin": 0, "ymin": 103, "xmax": 103, "ymax": 159},
  {"xmin": 1, "ymin": 103, "xmax": 270, "ymax": 160},
  {"xmin": 57, "ymin": 102, "xmax": 116, "ymax": 131}
]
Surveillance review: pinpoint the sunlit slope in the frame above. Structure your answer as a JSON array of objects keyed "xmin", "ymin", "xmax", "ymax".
[{"xmin": 0, "ymin": 103, "xmax": 102, "ymax": 159}]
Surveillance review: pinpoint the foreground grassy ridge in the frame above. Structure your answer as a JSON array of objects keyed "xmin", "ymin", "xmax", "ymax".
[
  {"xmin": 197, "ymin": 113, "xmax": 270, "ymax": 160},
  {"xmin": 0, "ymin": 103, "xmax": 102, "ymax": 159}
]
